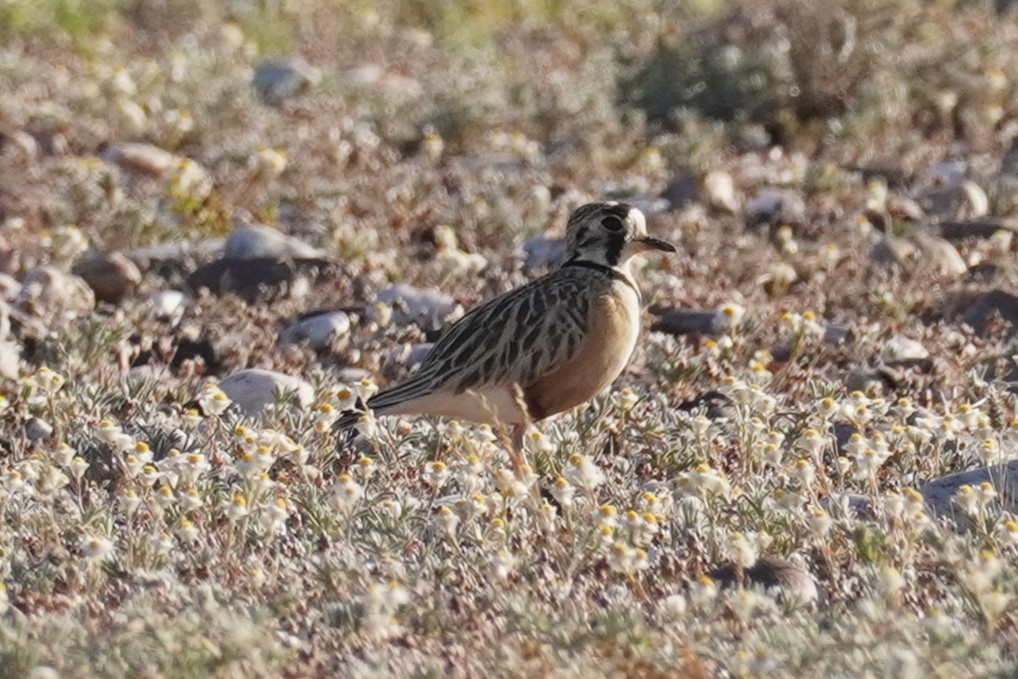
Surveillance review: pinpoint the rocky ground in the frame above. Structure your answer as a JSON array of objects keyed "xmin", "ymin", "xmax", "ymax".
[{"xmin": 3, "ymin": 1, "xmax": 1018, "ymax": 676}]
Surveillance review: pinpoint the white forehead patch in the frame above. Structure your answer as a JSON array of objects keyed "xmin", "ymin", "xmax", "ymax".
[{"xmin": 627, "ymin": 207, "xmax": 646, "ymax": 233}]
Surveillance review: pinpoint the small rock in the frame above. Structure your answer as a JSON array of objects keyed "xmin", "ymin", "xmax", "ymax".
[
  {"xmin": 832, "ymin": 422, "xmax": 859, "ymax": 453},
  {"xmin": 921, "ymin": 461, "xmax": 1018, "ymax": 519},
  {"xmin": 187, "ymin": 256, "xmax": 331, "ymax": 301},
  {"xmin": 72, "ymin": 251, "xmax": 142, "ymax": 304},
  {"xmin": 223, "ymin": 223, "xmax": 322, "ymax": 261},
  {"xmin": 745, "ymin": 190, "xmax": 782, "ymax": 222},
  {"xmin": 407, "ymin": 343, "xmax": 433, "ymax": 368},
  {"xmin": 522, "ymin": 237, "xmax": 566, "ymax": 272},
  {"xmin": 651, "ymin": 309, "xmax": 718, "ymax": 336},
  {"xmin": 870, "ymin": 232, "xmax": 966, "ymax": 277},
  {"xmin": 102, "ymin": 144, "xmax": 212, "ymax": 198},
  {"xmin": 0, "ymin": 339, "xmax": 18, "ymax": 380},
  {"xmin": 843, "ymin": 368, "xmax": 900, "ymax": 396},
  {"xmin": 822, "ymin": 324, "xmax": 854, "ymax": 345},
  {"xmin": 102, "ymin": 142, "xmax": 178, "ymax": 175},
  {"xmin": 26, "ymin": 666, "xmax": 61, "ymax": 679},
  {"xmin": 912, "ymin": 233, "xmax": 968, "ymax": 277},
  {"xmin": 25, "ymin": 417, "xmax": 53, "ymax": 441},
  {"xmin": 771, "ymin": 322, "xmax": 854, "ymax": 361},
  {"xmin": 886, "ymin": 194, "xmax": 925, "ymax": 222},
  {"xmin": 924, "ymin": 179, "xmax": 989, "ymax": 220},
  {"xmin": 0, "ymin": 273, "xmax": 21, "ymax": 300},
  {"xmin": 709, "ymin": 556, "xmax": 818, "ymax": 605},
  {"xmin": 343, "ymin": 65, "xmax": 422, "ymax": 99},
  {"xmin": 1, "ymin": 127, "xmax": 38, "ymax": 159},
  {"xmin": 336, "ymin": 367, "xmax": 371, "ymax": 384},
  {"xmin": 1001, "ymin": 138, "xmax": 1018, "ymax": 175},
  {"xmin": 942, "ymin": 288, "xmax": 1018, "ymax": 335},
  {"xmin": 0, "ymin": 299, "xmax": 18, "ymax": 378},
  {"xmin": 22, "ymin": 125, "xmax": 68, "ymax": 156},
  {"xmin": 15, "ymin": 266, "xmax": 94, "ymax": 319},
  {"xmin": 253, "ymin": 59, "xmax": 319, "ymax": 103},
  {"xmin": 745, "ymin": 189, "xmax": 806, "ymax": 230},
  {"xmin": 703, "ymin": 170, "xmax": 739, "ymax": 214},
  {"xmin": 958, "ymin": 180, "xmax": 991, "ymax": 219},
  {"xmin": 374, "ymin": 284, "xmax": 461, "ymax": 333},
  {"xmin": 734, "ymin": 123, "xmax": 771, "ymax": 151},
  {"xmin": 676, "ymin": 390, "xmax": 736, "ymax": 421},
  {"xmin": 940, "ymin": 219, "xmax": 1018, "ymax": 241},
  {"xmin": 279, "ymin": 311, "xmax": 351, "ymax": 349},
  {"xmin": 343, "ymin": 63, "xmax": 384, "ymax": 85},
  {"xmin": 881, "ymin": 336, "xmax": 929, "ymax": 363},
  {"xmin": 127, "ymin": 239, "xmax": 225, "ymax": 273},
  {"xmin": 149, "ymin": 290, "xmax": 189, "ymax": 321},
  {"xmin": 218, "ymin": 368, "xmax": 315, "ymax": 416},
  {"xmin": 932, "ymin": 160, "xmax": 968, "ymax": 187},
  {"xmin": 386, "ymin": 342, "xmax": 433, "ymax": 371},
  {"xmin": 0, "ymin": 298, "xmax": 10, "ymax": 338},
  {"xmin": 660, "ymin": 174, "xmax": 700, "ymax": 209},
  {"xmin": 868, "ymin": 234, "xmax": 917, "ymax": 269}
]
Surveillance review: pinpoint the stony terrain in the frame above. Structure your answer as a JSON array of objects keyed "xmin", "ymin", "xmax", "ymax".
[{"xmin": 3, "ymin": 1, "xmax": 1018, "ymax": 676}]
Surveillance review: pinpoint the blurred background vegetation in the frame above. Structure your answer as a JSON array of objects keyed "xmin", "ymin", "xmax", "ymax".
[
  {"xmin": 2, "ymin": 0, "xmax": 1013, "ymax": 143},
  {"xmin": 3, "ymin": 0, "xmax": 1018, "ymax": 244}
]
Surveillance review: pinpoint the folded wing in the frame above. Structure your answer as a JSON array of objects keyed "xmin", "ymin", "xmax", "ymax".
[{"xmin": 367, "ymin": 269, "xmax": 592, "ymax": 412}]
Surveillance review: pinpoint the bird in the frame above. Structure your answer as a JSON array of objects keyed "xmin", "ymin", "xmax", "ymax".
[{"xmin": 340, "ymin": 201, "xmax": 675, "ymax": 470}]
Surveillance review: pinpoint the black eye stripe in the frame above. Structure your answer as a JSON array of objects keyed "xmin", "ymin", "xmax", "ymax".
[{"xmin": 604, "ymin": 231, "xmax": 625, "ymax": 265}]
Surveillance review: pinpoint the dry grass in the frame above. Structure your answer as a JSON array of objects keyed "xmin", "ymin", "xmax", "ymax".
[{"xmin": 2, "ymin": 1, "xmax": 1018, "ymax": 676}]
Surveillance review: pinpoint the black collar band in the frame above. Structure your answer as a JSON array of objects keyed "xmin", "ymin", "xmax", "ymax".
[{"xmin": 562, "ymin": 259, "xmax": 641, "ymax": 298}]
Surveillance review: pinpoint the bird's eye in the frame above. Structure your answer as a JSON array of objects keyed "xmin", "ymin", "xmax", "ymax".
[{"xmin": 602, "ymin": 215, "xmax": 625, "ymax": 232}]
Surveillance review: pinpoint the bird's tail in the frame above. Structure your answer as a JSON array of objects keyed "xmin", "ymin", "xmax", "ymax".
[
  {"xmin": 334, "ymin": 397, "xmax": 369, "ymax": 433},
  {"xmin": 333, "ymin": 398, "xmax": 376, "ymax": 461},
  {"xmin": 335, "ymin": 411, "xmax": 362, "ymax": 433}
]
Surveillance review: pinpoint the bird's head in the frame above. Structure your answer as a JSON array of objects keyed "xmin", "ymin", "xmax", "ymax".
[{"xmin": 564, "ymin": 201, "xmax": 675, "ymax": 269}]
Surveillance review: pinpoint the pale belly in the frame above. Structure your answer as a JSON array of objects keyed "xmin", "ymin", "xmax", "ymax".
[{"xmin": 377, "ymin": 384, "xmax": 528, "ymax": 425}]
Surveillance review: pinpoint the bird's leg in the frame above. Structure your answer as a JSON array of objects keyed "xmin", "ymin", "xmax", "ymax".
[
  {"xmin": 509, "ymin": 421, "xmax": 546, "ymax": 508},
  {"xmin": 506, "ymin": 386, "xmax": 536, "ymax": 477},
  {"xmin": 510, "ymin": 422, "xmax": 530, "ymax": 475}
]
